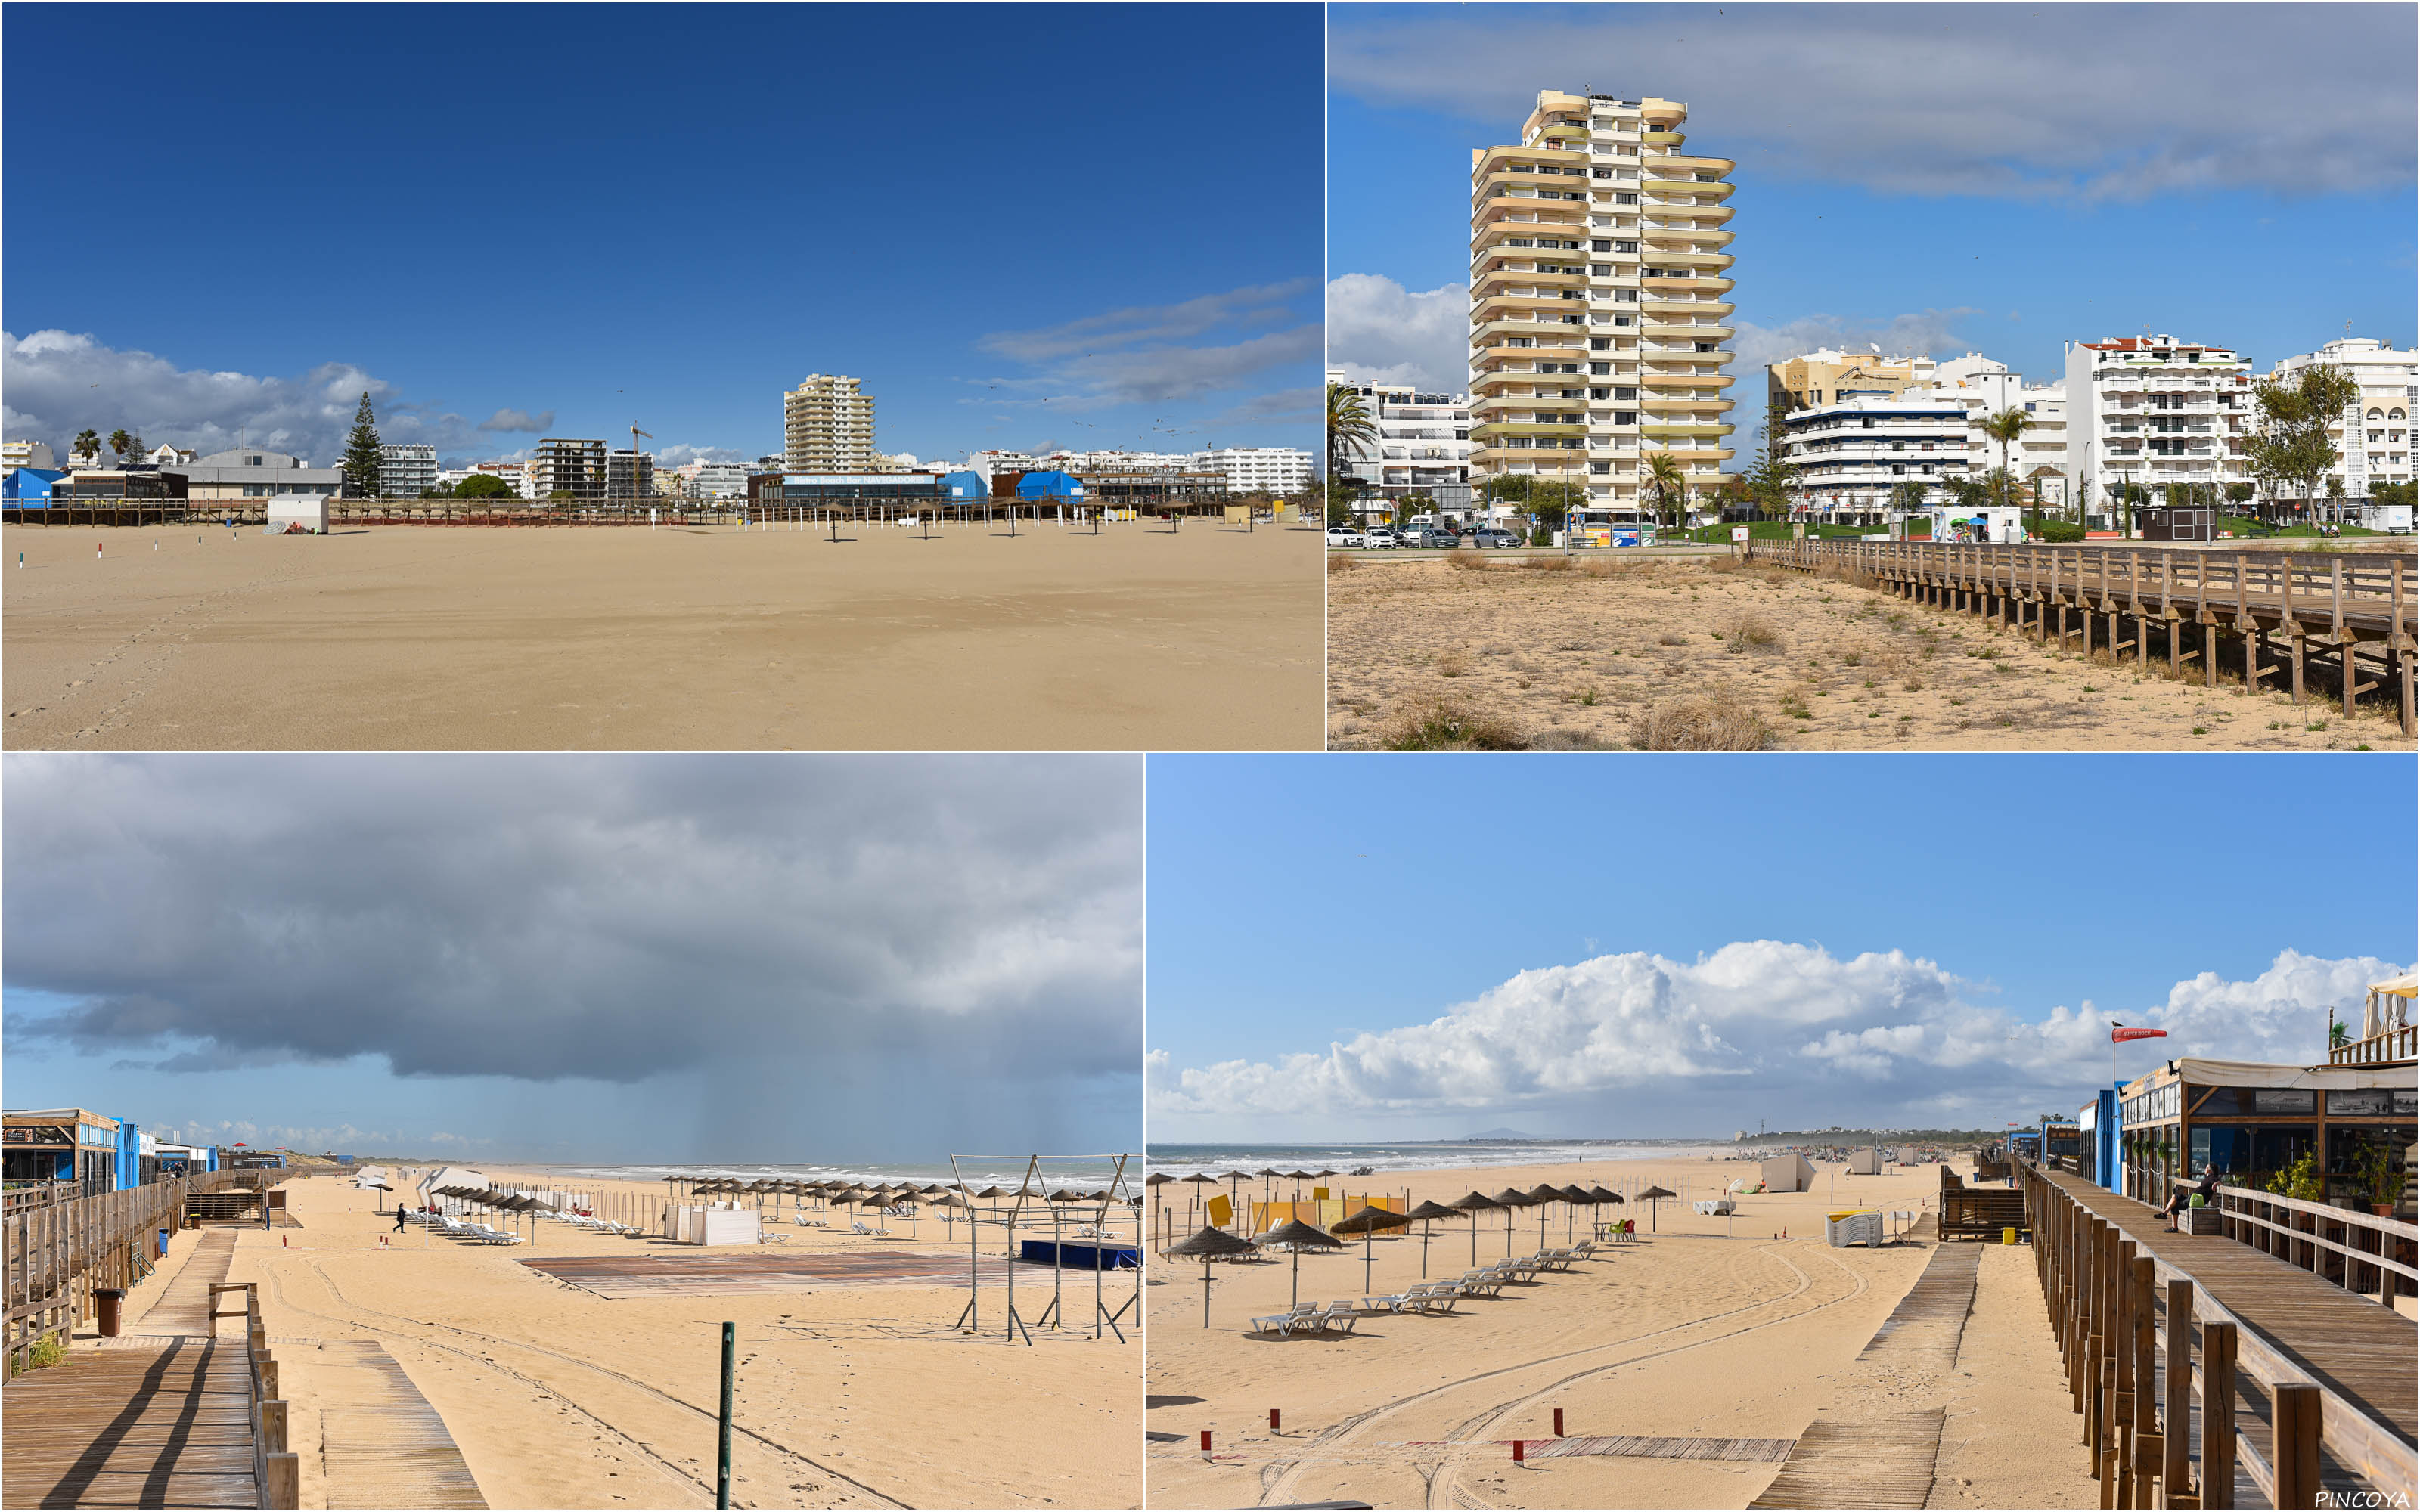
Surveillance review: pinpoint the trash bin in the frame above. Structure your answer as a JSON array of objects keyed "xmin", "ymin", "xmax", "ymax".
[
  {"xmin": 95, "ymin": 1287, "xmax": 126, "ymax": 1337},
  {"xmin": 157, "ymin": 1228, "xmax": 171, "ymax": 1258}
]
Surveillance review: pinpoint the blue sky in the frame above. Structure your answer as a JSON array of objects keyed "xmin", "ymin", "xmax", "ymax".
[
  {"xmin": 4, "ymin": 755, "xmax": 1143, "ymax": 1165},
  {"xmin": 1326, "ymin": 3, "xmax": 2418, "ymax": 461},
  {"xmin": 1147, "ymin": 754, "xmax": 2417, "ymax": 1139},
  {"xmin": 2, "ymin": 4, "xmax": 1321, "ymax": 470}
]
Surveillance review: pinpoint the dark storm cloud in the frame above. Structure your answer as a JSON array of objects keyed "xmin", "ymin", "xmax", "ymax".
[{"xmin": 5, "ymin": 755, "xmax": 1143, "ymax": 1088}]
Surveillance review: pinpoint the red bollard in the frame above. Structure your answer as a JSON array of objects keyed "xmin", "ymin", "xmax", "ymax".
[
  {"xmin": 1270, "ymin": 1408, "xmax": 1280, "ymax": 1433},
  {"xmin": 1512, "ymin": 1439, "xmax": 1525, "ymax": 1464},
  {"xmin": 1553, "ymin": 1408, "xmax": 1563, "ymax": 1436},
  {"xmin": 1199, "ymin": 1430, "xmax": 1212, "ymax": 1458}
]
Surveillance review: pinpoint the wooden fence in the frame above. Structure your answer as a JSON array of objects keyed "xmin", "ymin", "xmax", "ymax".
[
  {"xmin": 1749, "ymin": 538, "xmax": 2417, "ymax": 732},
  {"xmin": 213, "ymin": 1281, "xmax": 300, "ymax": 1508},
  {"xmin": 2329, "ymin": 1026, "xmax": 2416, "ymax": 1066},
  {"xmin": 2027, "ymin": 1167, "xmax": 2417, "ymax": 1507},
  {"xmin": 5, "ymin": 1170, "xmax": 249, "ymax": 1376},
  {"xmin": 2199, "ymin": 1182, "xmax": 2418, "ymax": 1306}
]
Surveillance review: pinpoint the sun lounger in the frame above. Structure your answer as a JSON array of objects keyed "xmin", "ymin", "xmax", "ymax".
[
  {"xmin": 1399, "ymin": 1283, "xmax": 1462, "ymax": 1314},
  {"xmin": 1309, "ymin": 1302, "xmax": 1361, "ymax": 1334},
  {"xmin": 1249, "ymin": 1302, "xmax": 1323, "ymax": 1337},
  {"xmin": 1569, "ymin": 1240, "xmax": 1599, "ymax": 1259},
  {"xmin": 849, "ymin": 1219, "xmax": 889, "ymax": 1236},
  {"xmin": 1359, "ymin": 1294, "xmax": 1413, "ymax": 1315},
  {"xmin": 1461, "ymin": 1272, "xmax": 1507, "ymax": 1297}
]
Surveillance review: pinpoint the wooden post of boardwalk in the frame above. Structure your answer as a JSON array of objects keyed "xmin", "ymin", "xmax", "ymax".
[
  {"xmin": 2162, "ymin": 1278, "xmax": 2192, "ymax": 1506},
  {"xmin": 2128, "ymin": 1256, "xmax": 2156, "ymax": 1506},
  {"xmin": 2273, "ymin": 1383, "xmax": 2322, "ymax": 1512},
  {"xmin": 2203, "ymin": 1321, "xmax": 2237, "ymax": 1509}
]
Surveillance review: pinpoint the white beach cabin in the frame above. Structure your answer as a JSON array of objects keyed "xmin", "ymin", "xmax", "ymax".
[
  {"xmin": 266, "ymin": 494, "xmax": 330, "ymax": 534},
  {"xmin": 1847, "ymin": 1147, "xmax": 1882, "ymax": 1176},
  {"xmin": 1760, "ymin": 1154, "xmax": 1816, "ymax": 1192}
]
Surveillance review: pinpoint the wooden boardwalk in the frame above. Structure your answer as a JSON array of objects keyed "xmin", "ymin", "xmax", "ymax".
[
  {"xmin": 1856, "ymin": 1242, "xmax": 1980, "ymax": 1370},
  {"xmin": 1754, "ymin": 537, "xmax": 2418, "ymax": 728},
  {"xmin": 1520, "ymin": 1433, "xmax": 1795, "ymax": 1463},
  {"xmin": 2043, "ymin": 1170, "xmax": 2415, "ymax": 1455},
  {"xmin": 311, "ymin": 1340, "xmax": 486, "ymax": 1509},
  {"xmin": 0, "ymin": 1340, "xmax": 257, "ymax": 1507},
  {"xmin": 520, "ymin": 1249, "xmax": 1013, "ymax": 1299},
  {"xmin": 1745, "ymin": 1409, "xmax": 1946, "ymax": 1509},
  {"xmin": 124, "ymin": 1231, "xmax": 235, "ymax": 1336}
]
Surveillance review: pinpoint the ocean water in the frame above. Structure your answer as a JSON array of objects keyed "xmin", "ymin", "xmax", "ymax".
[
  {"xmin": 1143, "ymin": 1140, "xmax": 1724, "ymax": 1180},
  {"xmin": 526, "ymin": 1157, "xmax": 1139, "ymax": 1191}
]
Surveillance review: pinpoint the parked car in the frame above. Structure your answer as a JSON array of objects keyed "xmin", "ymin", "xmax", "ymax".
[
  {"xmin": 1472, "ymin": 528, "xmax": 1521, "ymax": 549},
  {"xmin": 1362, "ymin": 528, "xmax": 1402, "ymax": 549},
  {"xmin": 1326, "ymin": 526, "xmax": 1365, "ymax": 547},
  {"xmin": 1399, "ymin": 527, "xmax": 1450, "ymax": 549}
]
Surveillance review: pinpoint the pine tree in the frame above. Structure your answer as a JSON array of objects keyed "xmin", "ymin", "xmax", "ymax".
[{"xmin": 340, "ymin": 392, "xmax": 385, "ymax": 499}]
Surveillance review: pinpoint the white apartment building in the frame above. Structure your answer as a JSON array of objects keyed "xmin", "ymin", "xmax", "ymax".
[
  {"xmin": 1193, "ymin": 446, "xmax": 1313, "ymax": 495},
  {"xmin": 2062, "ymin": 335, "xmax": 2253, "ymax": 526},
  {"xmin": 2, "ymin": 440, "xmax": 57, "ymax": 471},
  {"xmin": 471, "ymin": 460, "xmax": 534, "ymax": 499},
  {"xmin": 2266, "ymin": 336, "xmax": 2416, "ymax": 502},
  {"xmin": 783, "ymin": 374, "xmax": 875, "ymax": 472},
  {"xmin": 1329, "ymin": 371, "xmax": 1472, "ymax": 505},
  {"xmin": 1779, "ymin": 395, "xmax": 1976, "ymax": 521},
  {"xmin": 685, "ymin": 462, "xmax": 752, "ymax": 500},
  {"xmin": 1907, "ymin": 354, "xmax": 2070, "ymax": 510},
  {"xmin": 377, "ymin": 442, "xmax": 438, "ymax": 499},
  {"xmin": 1469, "ymin": 89, "xmax": 1736, "ymax": 519}
]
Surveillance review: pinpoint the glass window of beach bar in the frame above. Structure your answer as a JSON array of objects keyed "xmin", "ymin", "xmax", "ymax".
[
  {"xmin": 2, "ymin": 1108, "xmax": 124, "ymax": 1197},
  {"xmin": 2117, "ymin": 1056, "xmax": 2416, "ymax": 1207}
]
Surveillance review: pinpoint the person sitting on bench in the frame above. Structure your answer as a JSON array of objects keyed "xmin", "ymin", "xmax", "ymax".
[{"xmin": 2164, "ymin": 1167, "xmax": 2220, "ymax": 1231}]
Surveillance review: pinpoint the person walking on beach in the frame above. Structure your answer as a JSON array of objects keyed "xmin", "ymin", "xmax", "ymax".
[{"xmin": 393, "ymin": 1204, "xmax": 408, "ymax": 1234}]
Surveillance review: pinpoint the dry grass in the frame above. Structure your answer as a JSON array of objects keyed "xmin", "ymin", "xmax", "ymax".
[
  {"xmin": 1723, "ymin": 610, "xmax": 1779, "ymax": 652},
  {"xmin": 1326, "ymin": 552, "xmax": 2414, "ymax": 751},
  {"xmin": 1629, "ymin": 685, "xmax": 1776, "ymax": 751},
  {"xmin": 1443, "ymin": 550, "xmax": 1492, "ymax": 572},
  {"xmin": 1378, "ymin": 696, "xmax": 1529, "ymax": 750},
  {"xmin": 1328, "ymin": 551, "xmax": 1357, "ymax": 576}
]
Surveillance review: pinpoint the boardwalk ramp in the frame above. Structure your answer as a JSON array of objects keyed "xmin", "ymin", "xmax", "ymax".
[
  {"xmin": 0, "ymin": 1339, "xmax": 257, "ymax": 1507},
  {"xmin": 1746, "ymin": 1408, "xmax": 1945, "ymax": 1509},
  {"xmin": 311, "ymin": 1340, "xmax": 486, "ymax": 1509}
]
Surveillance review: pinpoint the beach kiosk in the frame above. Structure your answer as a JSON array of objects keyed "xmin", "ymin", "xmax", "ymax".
[
  {"xmin": 1760, "ymin": 1153, "xmax": 1816, "ymax": 1192},
  {"xmin": 2114, "ymin": 1053, "xmax": 2415, "ymax": 1210},
  {"xmin": 1846, "ymin": 1146, "xmax": 1882, "ymax": 1176}
]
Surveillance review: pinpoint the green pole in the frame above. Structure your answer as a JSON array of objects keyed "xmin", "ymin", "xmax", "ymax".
[{"xmin": 717, "ymin": 1321, "xmax": 734, "ymax": 1508}]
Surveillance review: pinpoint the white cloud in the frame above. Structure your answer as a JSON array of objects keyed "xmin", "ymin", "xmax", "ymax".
[
  {"xmin": 1325, "ymin": 274, "xmax": 1468, "ymax": 394},
  {"xmin": 478, "ymin": 407, "xmax": 554, "ymax": 433},
  {"xmin": 2, "ymin": 330, "xmax": 557, "ymax": 467},
  {"xmin": 1150, "ymin": 944, "xmax": 2408, "ymax": 1130},
  {"xmin": 1329, "ymin": 7, "xmax": 2414, "ymax": 202},
  {"xmin": 653, "ymin": 443, "xmax": 749, "ymax": 468},
  {"xmin": 966, "ymin": 282, "xmax": 1322, "ymax": 422}
]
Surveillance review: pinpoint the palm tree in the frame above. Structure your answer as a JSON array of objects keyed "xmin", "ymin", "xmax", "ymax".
[
  {"xmin": 1645, "ymin": 452, "xmax": 1686, "ymax": 529},
  {"xmin": 73, "ymin": 429, "xmax": 101, "ymax": 465},
  {"xmin": 1981, "ymin": 407, "xmax": 2031, "ymax": 483},
  {"xmin": 1326, "ymin": 383, "xmax": 1379, "ymax": 519},
  {"xmin": 107, "ymin": 429, "xmax": 132, "ymax": 463}
]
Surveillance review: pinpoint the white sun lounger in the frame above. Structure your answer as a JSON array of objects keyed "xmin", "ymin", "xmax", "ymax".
[{"xmin": 1249, "ymin": 1302, "xmax": 1322, "ymax": 1337}]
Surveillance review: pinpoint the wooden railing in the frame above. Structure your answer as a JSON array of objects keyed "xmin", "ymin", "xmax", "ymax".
[
  {"xmin": 2328, "ymin": 1025, "xmax": 2415, "ymax": 1065},
  {"xmin": 4, "ymin": 1170, "xmax": 245, "ymax": 1375},
  {"xmin": 2198, "ymin": 1182, "xmax": 2418, "ymax": 1306},
  {"xmin": 212, "ymin": 1282, "xmax": 298, "ymax": 1508},
  {"xmin": 1751, "ymin": 538, "xmax": 2415, "ymax": 631},
  {"xmin": 2028, "ymin": 1167, "xmax": 2417, "ymax": 1506}
]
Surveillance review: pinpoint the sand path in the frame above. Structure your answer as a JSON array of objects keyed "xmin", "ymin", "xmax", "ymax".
[
  {"xmin": 226, "ymin": 1170, "xmax": 1137, "ymax": 1509},
  {"xmin": 3, "ymin": 520, "xmax": 1321, "ymax": 750},
  {"xmin": 1145, "ymin": 1154, "xmax": 2096, "ymax": 1510}
]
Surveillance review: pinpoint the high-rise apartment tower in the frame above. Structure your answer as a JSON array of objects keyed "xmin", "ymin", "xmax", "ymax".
[
  {"xmin": 783, "ymin": 374, "xmax": 876, "ymax": 472},
  {"xmin": 1469, "ymin": 90, "xmax": 1735, "ymax": 518}
]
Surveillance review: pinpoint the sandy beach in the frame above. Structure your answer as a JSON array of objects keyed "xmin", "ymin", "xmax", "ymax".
[
  {"xmin": 1143, "ymin": 1151, "xmax": 2096, "ymax": 1510},
  {"xmin": 98, "ymin": 1167, "xmax": 1139, "ymax": 1510},
  {"xmin": 1326, "ymin": 553, "xmax": 2415, "ymax": 751},
  {"xmin": 2, "ymin": 519, "xmax": 1320, "ymax": 751}
]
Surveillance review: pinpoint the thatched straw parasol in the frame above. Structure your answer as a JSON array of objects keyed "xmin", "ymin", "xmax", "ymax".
[
  {"xmin": 1252, "ymin": 1217, "xmax": 1343, "ymax": 1311},
  {"xmin": 1333, "ymin": 1204, "xmax": 1413, "ymax": 1294},
  {"xmin": 1488, "ymin": 1188, "xmax": 1537, "ymax": 1259},
  {"xmin": 1401, "ymin": 1199, "xmax": 1463, "ymax": 1278},
  {"xmin": 1447, "ymin": 1191, "xmax": 1501, "ymax": 1267},
  {"xmin": 1523, "ymin": 1184, "xmax": 1565, "ymax": 1249},
  {"xmin": 1637, "ymin": 1185, "xmax": 1677, "ymax": 1233},
  {"xmin": 1164, "ymin": 1225, "xmax": 1256, "ymax": 1328}
]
